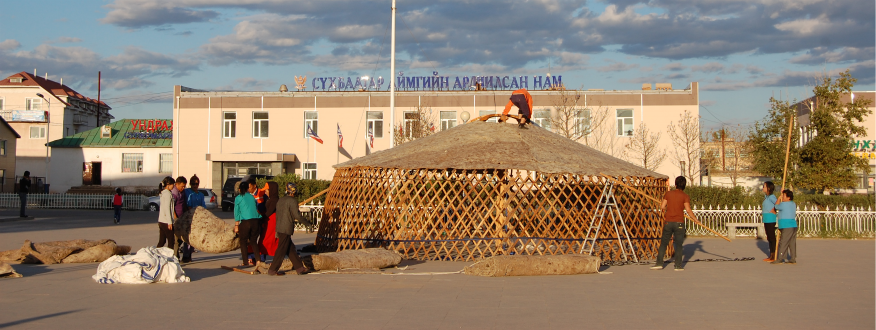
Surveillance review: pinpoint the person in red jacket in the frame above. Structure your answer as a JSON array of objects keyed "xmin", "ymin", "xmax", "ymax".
[
  {"xmin": 112, "ymin": 188, "xmax": 123, "ymax": 224},
  {"xmin": 500, "ymin": 88, "xmax": 533, "ymax": 128}
]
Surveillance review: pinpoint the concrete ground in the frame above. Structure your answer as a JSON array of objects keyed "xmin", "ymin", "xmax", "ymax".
[{"xmin": 0, "ymin": 209, "xmax": 873, "ymax": 329}]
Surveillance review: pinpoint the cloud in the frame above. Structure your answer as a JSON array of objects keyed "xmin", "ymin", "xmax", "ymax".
[
  {"xmin": 701, "ymin": 61, "xmax": 875, "ymax": 91},
  {"xmin": 0, "ymin": 39, "xmax": 200, "ymax": 93},
  {"xmin": 596, "ymin": 60, "xmax": 639, "ymax": 72},
  {"xmin": 214, "ymin": 77, "xmax": 278, "ymax": 91},
  {"xmin": 48, "ymin": 37, "xmax": 83, "ymax": 44},
  {"xmin": 662, "ymin": 63, "xmax": 686, "ymax": 71},
  {"xmin": 690, "ymin": 62, "xmax": 724, "ymax": 73},
  {"xmin": 790, "ymin": 47, "xmax": 876, "ymax": 65},
  {"xmin": 101, "ymin": 0, "xmax": 218, "ymax": 28}
]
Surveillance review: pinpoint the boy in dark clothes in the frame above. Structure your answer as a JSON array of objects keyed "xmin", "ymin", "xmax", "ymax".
[
  {"xmin": 651, "ymin": 176, "xmax": 699, "ymax": 271},
  {"xmin": 112, "ymin": 188, "xmax": 123, "ymax": 224},
  {"xmin": 267, "ymin": 182, "xmax": 313, "ymax": 276}
]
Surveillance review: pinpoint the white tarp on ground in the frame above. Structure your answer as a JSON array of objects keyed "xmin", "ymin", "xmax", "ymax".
[{"xmin": 92, "ymin": 247, "xmax": 190, "ymax": 284}]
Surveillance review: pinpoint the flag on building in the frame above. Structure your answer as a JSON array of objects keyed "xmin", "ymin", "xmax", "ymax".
[
  {"xmin": 308, "ymin": 125, "xmax": 323, "ymax": 144},
  {"xmin": 368, "ymin": 127, "xmax": 374, "ymax": 148},
  {"xmin": 337, "ymin": 124, "xmax": 343, "ymax": 148}
]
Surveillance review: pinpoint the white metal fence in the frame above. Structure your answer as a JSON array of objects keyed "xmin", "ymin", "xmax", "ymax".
[
  {"xmin": 295, "ymin": 202, "xmax": 876, "ymax": 238},
  {"xmin": 0, "ymin": 193, "xmax": 149, "ymax": 211},
  {"xmin": 297, "ymin": 201, "xmax": 324, "ymax": 232},
  {"xmin": 690, "ymin": 204, "xmax": 876, "ymax": 238}
]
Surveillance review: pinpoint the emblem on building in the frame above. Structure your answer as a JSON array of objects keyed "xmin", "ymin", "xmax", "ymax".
[{"xmin": 294, "ymin": 75, "xmax": 307, "ymax": 90}]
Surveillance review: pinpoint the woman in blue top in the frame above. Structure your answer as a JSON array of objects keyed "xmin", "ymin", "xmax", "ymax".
[
  {"xmin": 771, "ymin": 189, "xmax": 798, "ymax": 265},
  {"xmin": 761, "ymin": 181, "xmax": 778, "ymax": 262},
  {"xmin": 234, "ymin": 181, "xmax": 262, "ymax": 268}
]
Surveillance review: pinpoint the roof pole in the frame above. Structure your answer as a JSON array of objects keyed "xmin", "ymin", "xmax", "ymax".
[{"xmin": 389, "ymin": 0, "xmax": 396, "ymax": 148}]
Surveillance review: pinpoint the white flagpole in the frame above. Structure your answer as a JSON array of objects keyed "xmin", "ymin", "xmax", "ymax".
[{"xmin": 389, "ymin": 0, "xmax": 396, "ymax": 148}]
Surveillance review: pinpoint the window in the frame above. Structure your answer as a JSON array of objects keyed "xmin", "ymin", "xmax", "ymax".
[
  {"xmin": 616, "ymin": 109, "xmax": 634, "ymax": 136},
  {"xmin": 403, "ymin": 111, "xmax": 418, "ymax": 138},
  {"xmin": 0, "ymin": 140, "xmax": 6, "ymax": 156},
  {"xmin": 0, "ymin": 169, "xmax": 5, "ymax": 191},
  {"xmin": 159, "ymin": 154, "xmax": 173, "ymax": 173},
  {"xmin": 304, "ymin": 111, "xmax": 318, "ymax": 138},
  {"xmin": 252, "ymin": 112, "xmax": 269, "ymax": 138},
  {"xmin": 576, "ymin": 109, "xmax": 591, "ymax": 136},
  {"xmin": 25, "ymin": 98, "xmax": 42, "ymax": 111},
  {"xmin": 366, "ymin": 111, "xmax": 383, "ymax": 138},
  {"xmin": 0, "ymin": 97, "xmax": 4, "ymax": 110},
  {"xmin": 29, "ymin": 126, "xmax": 45, "ymax": 139},
  {"xmin": 440, "ymin": 111, "xmax": 457, "ymax": 131},
  {"xmin": 223, "ymin": 112, "xmax": 236, "ymax": 138},
  {"xmin": 532, "ymin": 109, "xmax": 551, "ymax": 129},
  {"xmin": 303, "ymin": 163, "xmax": 317, "ymax": 180},
  {"xmin": 479, "ymin": 110, "xmax": 497, "ymax": 123},
  {"xmin": 122, "ymin": 153, "xmax": 144, "ymax": 173}
]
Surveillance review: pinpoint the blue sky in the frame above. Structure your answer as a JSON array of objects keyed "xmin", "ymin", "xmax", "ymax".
[{"xmin": 1, "ymin": 0, "xmax": 873, "ymax": 131}]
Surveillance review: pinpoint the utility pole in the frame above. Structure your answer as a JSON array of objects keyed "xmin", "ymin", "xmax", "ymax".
[
  {"xmin": 720, "ymin": 127, "xmax": 726, "ymax": 171},
  {"xmin": 389, "ymin": 0, "xmax": 396, "ymax": 148}
]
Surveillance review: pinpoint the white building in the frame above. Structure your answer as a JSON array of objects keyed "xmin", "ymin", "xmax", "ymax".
[{"xmin": 47, "ymin": 119, "xmax": 171, "ymax": 193}]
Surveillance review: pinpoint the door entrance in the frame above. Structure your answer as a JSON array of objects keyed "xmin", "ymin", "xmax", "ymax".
[{"xmin": 82, "ymin": 162, "xmax": 103, "ymax": 185}]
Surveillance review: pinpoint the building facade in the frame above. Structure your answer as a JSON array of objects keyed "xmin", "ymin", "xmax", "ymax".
[
  {"xmin": 47, "ymin": 119, "xmax": 171, "ymax": 193},
  {"xmin": 0, "ymin": 71, "xmax": 112, "ymax": 192},
  {"xmin": 173, "ymin": 82, "xmax": 699, "ymax": 191},
  {"xmin": 0, "ymin": 118, "xmax": 20, "ymax": 192},
  {"xmin": 795, "ymin": 90, "xmax": 875, "ymax": 193}
]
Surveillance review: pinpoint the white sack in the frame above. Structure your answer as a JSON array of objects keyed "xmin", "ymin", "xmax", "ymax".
[{"xmin": 92, "ymin": 247, "xmax": 190, "ymax": 284}]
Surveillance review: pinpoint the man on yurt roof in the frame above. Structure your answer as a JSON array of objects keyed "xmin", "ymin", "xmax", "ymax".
[{"xmin": 500, "ymin": 88, "xmax": 533, "ymax": 128}]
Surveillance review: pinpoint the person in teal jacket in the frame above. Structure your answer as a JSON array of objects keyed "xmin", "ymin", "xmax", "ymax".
[
  {"xmin": 234, "ymin": 181, "xmax": 262, "ymax": 268},
  {"xmin": 761, "ymin": 181, "xmax": 778, "ymax": 262},
  {"xmin": 771, "ymin": 189, "xmax": 797, "ymax": 265}
]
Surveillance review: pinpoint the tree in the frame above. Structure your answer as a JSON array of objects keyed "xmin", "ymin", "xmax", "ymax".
[
  {"xmin": 393, "ymin": 104, "xmax": 437, "ymax": 146},
  {"xmin": 710, "ymin": 126, "xmax": 750, "ymax": 187},
  {"xmin": 667, "ymin": 110, "xmax": 702, "ymax": 184},
  {"xmin": 549, "ymin": 88, "xmax": 587, "ymax": 141},
  {"xmin": 623, "ymin": 122, "xmax": 667, "ymax": 171},
  {"xmin": 748, "ymin": 97, "xmax": 801, "ymax": 187},
  {"xmin": 796, "ymin": 70, "xmax": 873, "ymax": 192}
]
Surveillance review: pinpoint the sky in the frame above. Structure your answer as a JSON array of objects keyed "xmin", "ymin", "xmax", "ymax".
[{"xmin": 0, "ymin": 0, "xmax": 873, "ymax": 131}]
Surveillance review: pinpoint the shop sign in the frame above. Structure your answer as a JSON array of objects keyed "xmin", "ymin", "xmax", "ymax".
[
  {"xmin": 851, "ymin": 152, "xmax": 876, "ymax": 160},
  {"xmin": 310, "ymin": 73, "xmax": 563, "ymax": 91},
  {"xmin": 849, "ymin": 140, "xmax": 875, "ymax": 151},
  {"xmin": 124, "ymin": 132, "xmax": 172, "ymax": 139},
  {"xmin": 9, "ymin": 110, "xmax": 47, "ymax": 122},
  {"xmin": 130, "ymin": 119, "xmax": 173, "ymax": 132}
]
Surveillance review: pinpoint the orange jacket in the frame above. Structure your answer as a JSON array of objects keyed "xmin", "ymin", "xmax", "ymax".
[{"xmin": 502, "ymin": 88, "xmax": 533, "ymax": 116}]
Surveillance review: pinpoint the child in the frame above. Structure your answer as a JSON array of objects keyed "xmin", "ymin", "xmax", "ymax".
[
  {"xmin": 112, "ymin": 188, "xmax": 123, "ymax": 224},
  {"xmin": 771, "ymin": 189, "xmax": 798, "ymax": 264},
  {"xmin": 157, "ymin": 177, "xmax": 176, "ymax": 249},
  {"xmin": 180, "ymin": 175, "xmax": 205, "ymax": 263}
]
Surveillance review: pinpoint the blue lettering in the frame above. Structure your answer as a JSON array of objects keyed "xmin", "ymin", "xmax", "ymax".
[
  {"xmin": 510, "ymin": 77, "xmax": 519, "ymax": 89},
  {"xmin": 345, "ymin": 77, "xmax": 354, "ymax": 90},
  {"xmin": 454, "ymin": 77, "xmax": 463, "ymax": 90},
  {"xmin": 519, "ymin": 76, "xmax": 528, "ymax": 89},
  {"xmin": 327, "ymin": 77, "xmax": 336, "ymax": 89},
  {"xmin": 396, "ymin": 76, "xmax": 405, "ymax": 90},
  {"xmin": 312, "ymin": 78, "xmax": 319, "ymax": 90},
  {"xmin": 376, "ymin": 77, "xmax": 384, "ymax": 89},
  {"xmin": 320, "ymin": 77, "xmax": 327, "ymax": 90},
  {"xmin": 552, "ymin": 75, "xmax": 562, "ymax": 88},
  {"xmin": 354, "ymin": 77, "xmax": 363, "ymax": 89},
  {"xmin": 461, "ymin": 77, "xmax": 470, "ymax": 89},
  {"xmin": 483, "ymin": 76, "xmax": 493, "ymax": 89},
  {"xmin": 440, "ymin": 77, "xmax": 449, "ymax": 89},
  {"xmin": 533, "ymin": 76, "xmax": 542, "ymax": 89},
  {"xmin": 405, "ymin": 76, "xmax": 416, "ymax": 89},
  {"xmin": 494, "ymin": 76, "xmax": 501, "ymax": 89},
  {"xmin": 543, "ymin": 76, "xmax": 552, "ymax": 89},
  {"xmin": 422, "ymin": 76, "xmax": 432, "ymax": 89},
  {"xmin": 502, "ymin": 76, "xmax": 509, "ymax": 89}
]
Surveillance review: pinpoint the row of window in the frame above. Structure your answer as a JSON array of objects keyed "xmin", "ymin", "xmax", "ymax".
[
  {"xmin": 220, "ymin": 109, "xmax": 637, "ymax": 139},
  {"xmin": 121, "ymin": 153, "xmax": 173, "ymax": 173},
  {"xmin": 0, "ymin": 97, "xmax": 101, "ymax": 112}
]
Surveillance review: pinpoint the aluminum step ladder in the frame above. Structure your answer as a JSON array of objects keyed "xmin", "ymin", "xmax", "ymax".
[{"xmin": 579, "ymin": 182, "xmax": 638, "ymax": 262}]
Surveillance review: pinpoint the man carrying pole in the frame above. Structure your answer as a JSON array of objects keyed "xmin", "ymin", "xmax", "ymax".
[{"xmin": 651, "ymin": 176, "xmax": 700, "ymax": 271}]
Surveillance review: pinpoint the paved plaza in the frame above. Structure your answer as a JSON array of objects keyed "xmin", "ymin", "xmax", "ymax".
[{"xmin": 0, "ymin": 209, "xmax": 873, "ymax": 329}]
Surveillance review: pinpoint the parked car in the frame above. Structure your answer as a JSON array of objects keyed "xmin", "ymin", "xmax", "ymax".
[
  {"xmin": 221, "ymin": 174, "xmax": 273, "ymax": 212},
  {"xmin": 147, "ymin": 189, "xmax": 218, "ymax": 211}
]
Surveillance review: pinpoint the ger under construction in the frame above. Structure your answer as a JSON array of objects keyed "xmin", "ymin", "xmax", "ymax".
[{"xmin": 314, "ymin": 116, "xmax": 672, "ymax": 262}]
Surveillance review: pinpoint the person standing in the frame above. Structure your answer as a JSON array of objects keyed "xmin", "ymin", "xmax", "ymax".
[
  {"xmin": 268, "ymin": 182, "xmax": 312, "ymax": 276},
  {"xmin": 180, "ymin": 174, "xmax": 205, "ymax": 263},
  {"xmin": 651, "ymin": 176, "xmax": 698, "ymax": 271},
  {"xmin": 761, "ymin": 181, "xmax": 778, "ymax": 262},
  {"xmin": 18, "ymin": 171, "xmax": 31, "ymax": 218},
  {"xmin": 234, "ymin": 181, "xmax": 262, "ymax": 268},
  {"xmin": 171, "ymin": 176, "xmax": 187, "ymax": 260},
  {"xmin": 157, "ymin": 177, "xmax": 176, "ymax": 249},
  {"xmin": 112, "ymin": 188, "xmax": 123, "ymax": 224},
  {"xmin": 260, "ymin": 182, "xmax": 280, "ymax": 259},
  {"xmin": 771, "ymin": 190, "xmax": 798, "ymax": 265}
]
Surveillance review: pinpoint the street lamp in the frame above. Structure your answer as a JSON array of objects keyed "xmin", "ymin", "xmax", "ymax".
[{"xmin": 36, "ymin": 93, "xmax": 50, "ymax": 192}]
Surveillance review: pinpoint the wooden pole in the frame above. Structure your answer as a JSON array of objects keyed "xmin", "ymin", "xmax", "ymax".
[
  {"xmin": 600, "ymin": 174, "xmax": 732, "ymax": 242},
  {"xmin": 775, "ymin": 109, "xmax": 795, "ymax": 259},
  {"xmin": 299, "ymin": 188, "xmax": 330, "ymax": 206}
]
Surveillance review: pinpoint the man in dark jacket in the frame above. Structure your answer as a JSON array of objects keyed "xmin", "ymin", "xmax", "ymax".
[
  {"xmin": 19, "ymin": 171, "xmax": 31, "ymax": 218},
  {"xmin": 267, "ymin": 182, "xmax": 313, "ymax": 276}
]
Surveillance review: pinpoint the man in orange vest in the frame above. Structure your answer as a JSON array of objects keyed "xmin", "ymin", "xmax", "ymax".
[{"xmin": 500, "ymin": 88, "xmax": 533, "ymax": 128}]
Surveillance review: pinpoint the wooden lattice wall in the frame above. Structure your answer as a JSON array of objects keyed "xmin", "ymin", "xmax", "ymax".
[{"xmin": 314, "ymin": 166, "xmax": 671, "ymax": 262}]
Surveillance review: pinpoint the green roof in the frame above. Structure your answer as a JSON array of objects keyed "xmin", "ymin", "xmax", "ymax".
[{"xmin": 47, "ymin": 119, "xmax": 172, "ymax": 148}]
